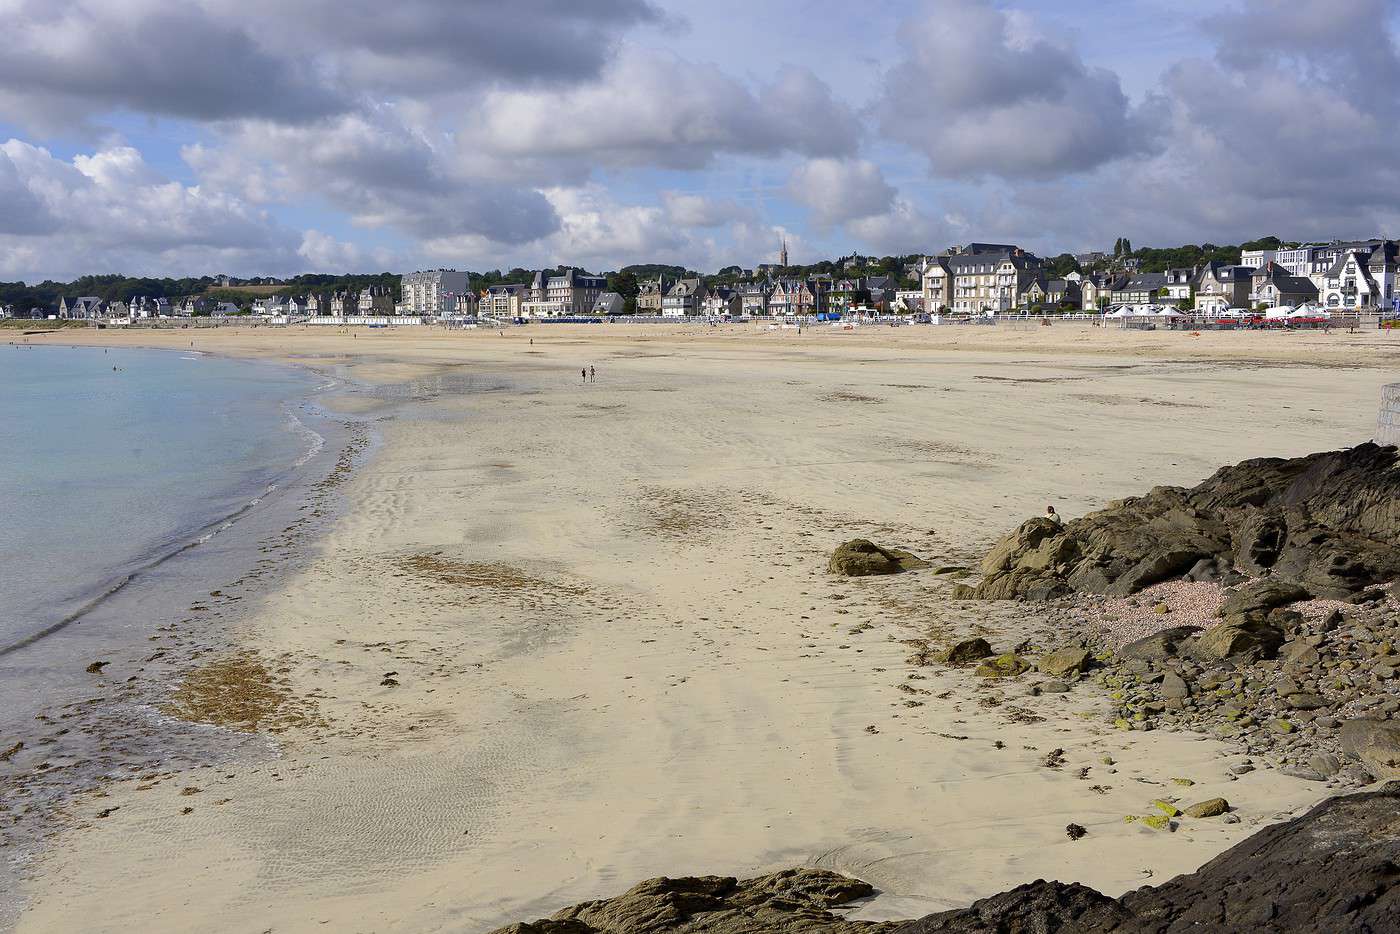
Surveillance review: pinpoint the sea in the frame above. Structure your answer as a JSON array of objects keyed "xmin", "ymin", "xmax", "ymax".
[
  {"xmin": 0, "ymin": 344, "xmax": 320, "ymax": 652},
  {"xmin": 0, "ymin": 343, "xmax": 344, "ymax": 914}
]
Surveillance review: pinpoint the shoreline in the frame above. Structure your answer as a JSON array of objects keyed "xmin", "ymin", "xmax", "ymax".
[
  {"xmin": 6, "ymin": 324, "xmax": 1397, "ymax": 933},
  {"xmin": 0, "ymin": 346, "xmax": 370, "ymax": 929}
]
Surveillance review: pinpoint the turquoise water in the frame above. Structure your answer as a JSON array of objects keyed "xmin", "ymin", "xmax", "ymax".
[{"xmin": 0, "ymin": 344, "xmax": 318, "ymax": 650}]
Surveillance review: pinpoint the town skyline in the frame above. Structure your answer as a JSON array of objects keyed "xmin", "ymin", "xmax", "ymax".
[{"xmin": 1, "ymin": 0, "xmax": 1398, "ymax": 282}]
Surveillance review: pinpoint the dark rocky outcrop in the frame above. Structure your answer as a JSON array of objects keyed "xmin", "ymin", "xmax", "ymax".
[
  {"xmin": 829, "ymin": 540, "xmax": 927, "ymax": 577},
  {"xmin": 493, "ymin": 784, "xmax": 1400, "ymax": 934},
  {"xmin": 491, "ymin": 869, "xmax": 884, "ymax": 934},
  {"xmin": 963, "ymin": 443, "xmax": 1400, "ymax": 600}
]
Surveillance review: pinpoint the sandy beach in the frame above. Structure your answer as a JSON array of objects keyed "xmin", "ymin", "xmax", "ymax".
[{"xmin": 7, "ymin": 321, "xmax": 1399, "ymax": 933}]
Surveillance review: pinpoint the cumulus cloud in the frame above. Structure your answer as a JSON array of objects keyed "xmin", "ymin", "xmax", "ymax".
[
  {"xmin": 0, "ymin": 0, "xmax": 663, "ymax": 131},
  {"xmin": 788, "ymin": 158, "xmax": 896, "ymax": 227},
  {"xmin": 186, "ymin": 108, "xmax": 561, "ymax": 245},
  {"xmin": 877, "ymin": 0, "xmax": 1153, "ymax": 179},
  {"xmin": 298, "ymin": 231, "xmax": 398, "ymax": 274},
  {"xmin": 0, "ymin": 139, "xmax": 301, "ymax": 279},
  {"xmin": 661, "ymin": 191, "xmax": 753, "ymax": 227},
  {"xmin": 469, "ymin": 54, "xmax": 861, "ymax": 171}
]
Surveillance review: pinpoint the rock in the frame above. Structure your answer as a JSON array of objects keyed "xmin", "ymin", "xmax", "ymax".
[
  {"xmin": 938, "ymin": 638, "xmax": 993, "ymax": 666},
  {"xmin": 1036, "ymin": 646, "xmax": 1092, "ymax": 678},
  {"xmin": 1194, "ymin": 614, "xmax": 1285, "ymax": 662},
  {"xmin": 1311, "ymin": 754, "xmax": 1342, "ymax": 777},
  {"xmin": 1219, "ymin": 580, "xmax": 1310, "ymax": 618},
  {"xmin": 1186, "ymin": 557, "xmax": 1223, "ymax": 582},
  {"xmin": 1119, "ymin": 626, "xmax": 1203, "ymax": 661},
  {"xmin": 1340, "ymin": 719, "xmax": 1400, "ymax": 779},
  {"xmin": 828, "ymin": 540, "xmax": 923, "ymax": 577},
  {"xmin": 962, "ymin": 444, "xmax": 1400, "ymax": 601},
  {"xmin": 1183, "ymin": 797, "xmax": 1230, "ymax": 818},
  {"xmin": 1270, "ymin": 719, "xmax": 1297, "ymax": 734},
  {"xmin": 974, "ymin": 653, "xmax": 1030, "ymax": 679},
  {"xmin": 1065, "ymin": 823, "xmax": 1087, "ymax": 840},
  {"xmin": 84, "ymin": 660, "xmax": 108, "ymax": 673},
  {"xmin": 1152, "ymin": 800, "xmax": 1182, "ymax": 818},
  {"xmin": 1039, "ymin": 680, "xmax": 1070, "ymax": 693},
  {"xmin": 501, "ymin": 785, "xmax": 1400, "ymax": 934},
  {"xmin": 497, "ymin": 869, "xmax": 881, "ymax": 934},
  {"xmin": 1160, "ymin": 672, "xmax": 1190, "ymax": 700},
  {"xmin": 1286, "ymin": 692, "xmax": 1328, "ymax": 710}
]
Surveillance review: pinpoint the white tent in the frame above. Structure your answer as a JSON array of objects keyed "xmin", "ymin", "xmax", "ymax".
[{"xmin": 1264, "ymin": 306, "xmax": 1294, "ymax": 319}]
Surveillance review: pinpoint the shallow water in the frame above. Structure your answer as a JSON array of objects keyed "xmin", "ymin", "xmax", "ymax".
[{"xmin": 0, "ymin": 345, "xmax": 315, "ymax": 651}]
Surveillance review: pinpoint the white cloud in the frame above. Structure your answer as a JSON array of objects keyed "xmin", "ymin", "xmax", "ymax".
[
  {"xmin": 0, "ymin": 0, "xmax": 664, "ymax": 132},
  {"xmin": 661, "ymin": 191, "xmax": 753, "ymax": 227},
  {"xmin": 0, "ymin": 139, "xmax": 301, "ymax": 280},
  {"xmin": 469, "ymin": 53, "xmax": 861, "ymax": 172},
  {"xmin": 877, "ymin": 0, "xmax": 1153, "ymax": 179},
  {"xmin": 788, "ymin": 158, "xmax": 896, "ymax": 227},
  {"xmin": 185, "ymin": 108, "xmax": 561, "ymax": 245}
]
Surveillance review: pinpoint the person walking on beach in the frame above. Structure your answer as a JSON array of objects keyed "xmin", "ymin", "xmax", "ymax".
[
  {"xmin": 582, "ymin": 367, "xmax": 587, "ymax": 383},
  {"xmin": 1045, "ymin": 505, "xmax": 1062, "ymax": 526},
  {"xmin": 589, "ymin": 365, "xmax": 596, "ymax": 382}
]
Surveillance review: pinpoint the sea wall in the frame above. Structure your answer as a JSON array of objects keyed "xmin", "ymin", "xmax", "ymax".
[{"xmin": 1379, "ymin": 383, "xmax": 1400, "ymax": 446}]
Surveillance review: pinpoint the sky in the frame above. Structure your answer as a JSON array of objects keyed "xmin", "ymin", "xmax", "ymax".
[{"xmin": 0, "ymin": 0, "xmax": 1398, "ymax": 281}]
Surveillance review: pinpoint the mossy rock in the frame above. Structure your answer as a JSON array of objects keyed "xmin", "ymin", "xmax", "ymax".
[
  {"xmin": 1171, "ymin": 777, "xmax": 1195, "ymax": 786},
  {"xmin": 975, "ymin": 653, "xmax": 1030, "ymax": 678},
  {"xmin": 1270, "ymin": 719, "xmax": 1296, "ymax": 734},
  {"xmin": 1142, "ymin": 814, "xmax": 1172, "ymax": 831},
  {"xmin": 1114, "ymin": 718, "xmax": 1132, "ymax": 730},
  {"xmin": 1184, "ymin": 797, "xmax": 1229, "ymax": 818},
  {"xmin": 1152, "ymin": 800, "xmax": 1181, "ymax": 818}
]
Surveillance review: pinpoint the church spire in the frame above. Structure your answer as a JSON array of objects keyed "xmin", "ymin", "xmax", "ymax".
[{"xmin": 779, "ymin": 238, "xmax": 788, "ymax": 268}]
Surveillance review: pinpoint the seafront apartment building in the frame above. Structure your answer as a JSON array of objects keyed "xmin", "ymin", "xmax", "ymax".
[{"xmin": 401, "ymin": 269, "xmax": 470, "ymax": 314}]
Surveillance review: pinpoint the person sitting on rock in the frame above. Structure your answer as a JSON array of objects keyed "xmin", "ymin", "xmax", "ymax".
[{"xmin": 1045, "ymin": 505, "xmax": 1063, "ymax": 526}]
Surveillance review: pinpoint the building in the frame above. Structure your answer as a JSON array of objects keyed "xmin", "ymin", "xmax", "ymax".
[
  {"xmin": 1251, "ymin": 262, "xmax": 1319, "ymax": 307},
  {"xmin": 893, "ymin": 290, "xmax": 923, "ymax": 313},
  {"xmin": 637, "ymin": 276, "xmax": 670, "ymax": 314},
  {"xmin": 479, "ymin": 284, "xmax": 526, "ymax": 318},
  {"xmin": 1319, "ymin": 242, "xmax": 1398, "ymax": 309},
  {"xmin": 522, "ymin": 268, "xmax": 606, "ymax": 318},
  {"xmin": 1239, "ymin": 248, "xmax": 1277, "ymax": 269},
  {"xmin": 1163, "ymin": 267, "xmax": 1196, "ymax": 302},
  {"xmin": 400, "ymin": 269, "xmax": 470, "ymax": 315},
  {"xmin": 766, "ymin": 279, "xmax": 825, "ymax": 316},
  {"xmin": 828, "ymin": 277, "xmax": 870, "ymax": 311},
  {"xmin": 779, "ymin": 238, "xmax": 789, "ymax": 268},
  {"xmin": 661, "ymin": 278, "xmax": 707, "ymax": 316},
  {"xmin": 593, "ymin": 292, "xmax": 625, "ymax": 316},
  {"xmin": 866, "ymin": 275, "xmax": 897, "ymax": 309},
  {"xmin": 177, "ymin": 296, "xmax": 212, "ymax": 316},
  {"xmin": 329, "ymin": 291, "xmax": 354, "ymax": 316},
  {"xmin": 214, "ymin": 302, "xmax": 240, "ymax": 316},
  {"xmin": 700, "ymin": 288, "xmax": 740, "ymax": 317},
  {"xmin": 922, "ymin": 244, "xmax": 1041, "ymax": 315},
  {"xmin": 358, "ymin": 286, "xmax": 394, "ymax": 315},
  {"xmin": 1193, "ymin": 263, "xmax": 1253, "ymax": 312},
  {"xmin": 1110, "ymin": 272, "xmax": 1170, "ymax": 306},
  {"xmin": 59, "ymin": 296, "xmax": 104, "ymax": 319},
  {"xmin": 448, "ymin": 291, "xmax": 478, "ymax": 316},
  {"xmin": 738, "ymin": 281, "xmax": 772, "ymax": 316}
]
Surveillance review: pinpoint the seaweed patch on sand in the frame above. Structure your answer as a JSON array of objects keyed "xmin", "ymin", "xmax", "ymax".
[
  {"xmin": 394, "ymin": 554, "xmax": 589, "ymax": 602},
  {"xmin": 163, "ymin": 652, "xmax": 322, "ymax": 734},
  {"xmin": 635, "ymin": 486, "xmax": 740, "ymax": 541}
]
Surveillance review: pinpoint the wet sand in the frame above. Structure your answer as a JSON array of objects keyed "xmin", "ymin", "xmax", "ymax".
[{"xmin": 8, "ymin": 322, "xmax": 1399, "ymax": 933}]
